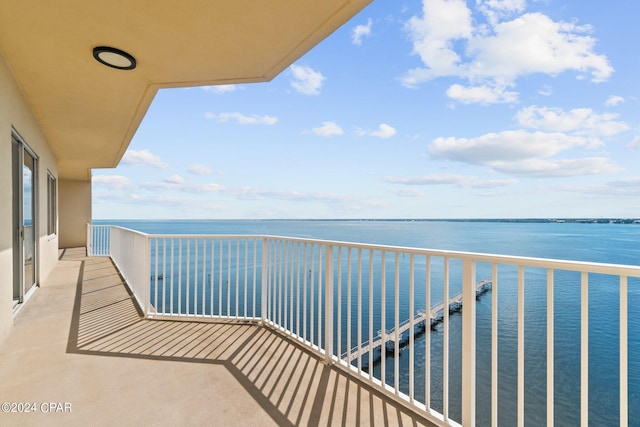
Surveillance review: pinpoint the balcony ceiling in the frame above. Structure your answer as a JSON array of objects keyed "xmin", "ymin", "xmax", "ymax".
[{"xmin": 0, "ymin": 0, "xmax": 370, "ymax": 180}]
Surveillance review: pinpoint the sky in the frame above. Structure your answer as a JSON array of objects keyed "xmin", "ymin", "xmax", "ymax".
[{"xmin": 93, "ymin": 0, "xmax": 640, "ymax": 220}]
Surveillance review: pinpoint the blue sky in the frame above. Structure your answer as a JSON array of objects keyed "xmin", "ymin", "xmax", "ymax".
[{"xmin": 93, "ymin": 0, "xmax": 640, "ymax": 219}]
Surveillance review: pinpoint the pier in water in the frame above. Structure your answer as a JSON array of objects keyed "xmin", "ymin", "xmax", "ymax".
[{"xmin": 342, "ymin": 280, "xmax": 492, "ymax": 364}]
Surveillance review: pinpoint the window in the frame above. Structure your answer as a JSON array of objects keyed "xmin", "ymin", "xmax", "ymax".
[{"xmin": 47, "ymin": 172, "xmax": 57, "ymax": 235}]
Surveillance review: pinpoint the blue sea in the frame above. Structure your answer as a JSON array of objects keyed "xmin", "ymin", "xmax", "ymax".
[{"xmin": 94, "ymin": 219, "xmax": 640, "ymax": 426}]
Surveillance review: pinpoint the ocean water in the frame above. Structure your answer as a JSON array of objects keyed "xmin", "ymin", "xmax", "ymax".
[{"xmin": 94, "ymin": 219, "xmax": 640, "ymax": 426}]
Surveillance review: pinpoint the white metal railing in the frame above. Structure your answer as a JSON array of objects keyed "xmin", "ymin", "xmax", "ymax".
[
  {"xmin": 147, "ymin": 234, "xmax": 262, "ymax": 320},
  {"xmin": 86, "ymin": 223, "xmax": 110, "ymax": 256},
  {"xmin": 87, "ymin": 223, "xmax": 639, "ymax": 427}
]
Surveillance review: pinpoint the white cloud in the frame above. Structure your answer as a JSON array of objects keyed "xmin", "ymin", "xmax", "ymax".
[
  {"xmin": 93, "ymin": 191, "xmax": 141, "ymax": 202},
  {"xmin": 185, "ymin": 183, "xmax": 224, "ymax": 193},
  {"xmin": 142, "ymin": 181, "xmax": 223, "ymax": 193},
  {"xmin": 141, "ymin": 182, "xmax": 178, "ymax": 191},
  {"xmin": 490, "ymin": 157, "xmax": 619, "ymax": 177},
  {"xmin": 370, "ymin": 124, "xmax": 397, "ymax": 138},
  {"xmin": 403, "ymin": 0, "xmax": 472, "ymax": 88},
  {"xmin": 527, "ymin": 179, "xmax": 640, "ymax": 198},
  {"xmin": 390, "ymin": 188, "xmax": 425, "ymax": 197},
  {"xmin": 481, "ymin": 0, "xmax": 526, "ymax": 14},
  {"xmin": 355, "ymin": 123, "xmax": 397, "ymax": 138},
  {"xmin": 352, "ymin": 18, "xmax": 372, "ymax": 45},
  {"xmin": 627, "ymin": 136, "xmax": 640, "ymax": 150},
  {"xmin": 92, "ymin": 175, "xmax": 133, "ymax": 190},
  {"xmin": 605, "ymin": 95, "xmax": 625, "ymax": 107},
  {"xmin": 516, "ymin": 106, "xmax": 629, "ymax": 137},
  {"xmin": 402, "ymin": 2, "xmax": 613, "ymax": 104},
  {"xmin": 385, "ymin": 173, "xmax": 516, "ymax": 188},
  {"xmin": 312, "ymin": 121, "xmax": 344, "ymax": 137},
  {"xmin": 164, "ymin": 175, "xmax": 184, "ymax": 185},
  {"xmin": 466, "ymin": 178, "xmax": 519, "ymax": 188},
  {"xmin": 478, "ymin": 0, "xmax": 526, "ymax": 25},
  {"xmin": 229, "ymin": 187, "xmax": 382, "ymax": 213},
  {"xmin": 290, "ymin": 65, "xmax": 326, "ymax": 95},
  {"xmin": 427, "ymin": 130, "xmax": 619, "ymax": 177},
  {"xmin": 200, "ymin": 84, "xmax": 237, "ymax": 94},
  {"xmin": 538, "ymin": 85, "xmax": 553, "ymax": 96},
  {"xmin": 205, "ymin": 112, "xmax": 278, "ymax": 125},
  {"xmin": 188, "ymin": 164, "xmax": 215, "ymax": 175},
  {"xmin": 386, "ymin": 173, "xmax": 465, "ymax": 185},
  {"xmin": 426, "ymin": 104, "xmax": 628, "ymax": 179},
  {"xmin": 446, "ymin": 83, "xmax": 518, "ymax": 104},
  {"xmin": 606, "ymin": 178, "xmax": 640, "ymax": 195},
  {"xmin": 467, "ymin": 13, "xmax": 612, "ymax": 82},
  {"xmin": 429, "ymin": 130, "xmax": 587, "ymax": 163},
  {"xmin": 121, "ymin": 149, "xmax": 169, "ymax": 169}
]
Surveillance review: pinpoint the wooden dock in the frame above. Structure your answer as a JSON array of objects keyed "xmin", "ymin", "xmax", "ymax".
[{"xmin": 342, "ymin": 280, "xmax": 491, "ymax": 363}]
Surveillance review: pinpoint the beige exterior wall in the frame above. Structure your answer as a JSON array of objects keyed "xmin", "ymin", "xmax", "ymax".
[
  {"xmin": 58, "ymin": 180, "xmax": 91, "ymax": 248},
  {"xmin": 0, "ymin": 53, "xmax": 60, "ymax": 341}
]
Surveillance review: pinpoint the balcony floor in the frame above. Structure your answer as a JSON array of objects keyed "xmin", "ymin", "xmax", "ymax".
[{"xmin": 1, "ymin": 248, "xmax": 436, "ymax": 426}]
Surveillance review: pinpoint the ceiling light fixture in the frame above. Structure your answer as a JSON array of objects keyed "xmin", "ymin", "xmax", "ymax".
[{"xmin": 92, "ymin": 46, "xmax": 136, "ymax": 70}]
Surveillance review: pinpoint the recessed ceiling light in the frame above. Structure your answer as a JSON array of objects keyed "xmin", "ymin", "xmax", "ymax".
[{"xmin": 93, "ymin": 46, "xmax": 136, "ymax": 70}]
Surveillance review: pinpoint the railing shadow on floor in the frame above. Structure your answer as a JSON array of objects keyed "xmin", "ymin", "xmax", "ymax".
[{"xmin": 65, "ymin": 254, "xmax": 437, "ymax": 427}]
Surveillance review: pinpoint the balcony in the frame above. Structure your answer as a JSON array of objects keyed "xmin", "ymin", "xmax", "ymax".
[
  {"xmin": 0, "ymin": 246, "xmax": 436, "ymax": 426},
  {"xmin": 2, "ymin": 225, "xmax": 638, "ymax": 426}
]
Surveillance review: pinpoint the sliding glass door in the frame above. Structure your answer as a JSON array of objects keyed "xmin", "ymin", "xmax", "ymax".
[{"xmin": 12, "ymin": 133, "xmax": 37, "ymax": 306}]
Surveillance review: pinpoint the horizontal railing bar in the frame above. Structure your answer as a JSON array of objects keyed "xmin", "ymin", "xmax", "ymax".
[{"xmin": 149, "ymin": 314, "xmax": 260, "ymax": 323}]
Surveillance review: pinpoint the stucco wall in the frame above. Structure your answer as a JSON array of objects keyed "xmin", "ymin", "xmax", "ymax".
[
  {"xmin": 59, "ymin": 179, "xmax": 91, "ymax": 248},
  {"xmin": 0, "ymin": 53, "xmax": 59, "ymax": 342}
]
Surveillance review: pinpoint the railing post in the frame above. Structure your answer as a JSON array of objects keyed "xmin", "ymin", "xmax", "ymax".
[
  {"xmin": 581, "ymin": 271, "xmax": 589, "ymax": 427},
  {"xmin": 86, "ymin": 223, "xmax": 92, "ymax": 256},
  {"xmin": 142, "ymin": 234, "xmax": 150, "ymax": 318},
  {"xmin": 108, "ymin": 225, "xmax": 113, "ymax": 258},
  {"xmin": 620, "ymin": 276, "xmax": 628, "ymax": 427},
  {"xmin": 261, "ymin": 237, "xmax": 268, "ymax": 324},
  {"xmin": 461, "ymin": 258, "xmax": 476, "ymax": 427},
  {"xmin": 324, "ymin": 244, "xmax": 333, "ymax": 364}
]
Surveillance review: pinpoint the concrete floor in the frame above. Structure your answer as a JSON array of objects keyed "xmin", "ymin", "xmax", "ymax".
[{"xmin": 0, "ymin": 248, "xmax": 437, "ymax": 427}]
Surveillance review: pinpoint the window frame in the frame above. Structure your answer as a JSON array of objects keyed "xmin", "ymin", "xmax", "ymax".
[{"xmin": 46, "ymin": 171, "xmax": 57, "ymax": 236}]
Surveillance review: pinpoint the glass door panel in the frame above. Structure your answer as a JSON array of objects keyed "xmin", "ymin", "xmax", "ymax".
[
  {"xmin": 12, "ymin": 136, "xmax": 20, "ymax": 305},
  {"xmin": 23, "ymin": 151, "xmax": 36, "ymax": 294},
  {"xmin": 12, "ymin": 133, "xmax": 37, "ymax": 306}
]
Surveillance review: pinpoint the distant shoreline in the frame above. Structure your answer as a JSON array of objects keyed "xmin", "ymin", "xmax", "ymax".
[{"xmin": 94, "ymin": 218, "xmax": 640, "ymax": 224}]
